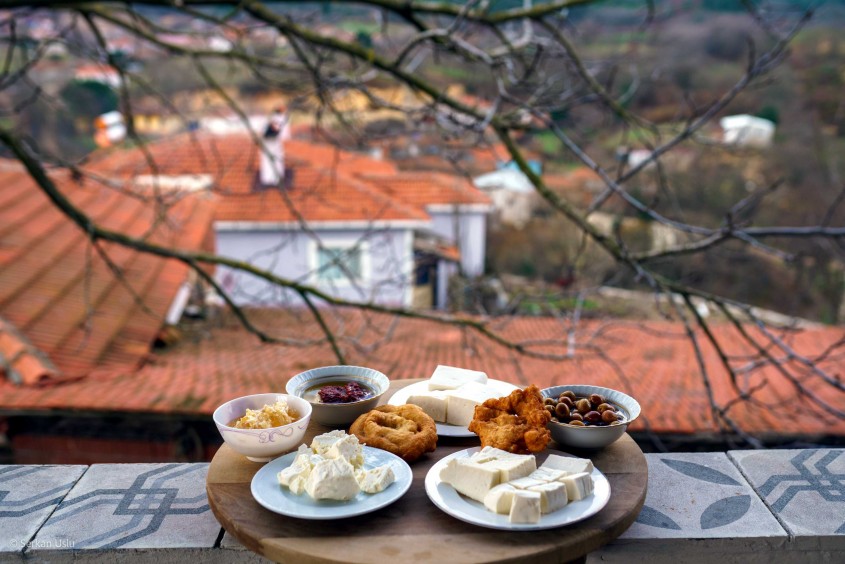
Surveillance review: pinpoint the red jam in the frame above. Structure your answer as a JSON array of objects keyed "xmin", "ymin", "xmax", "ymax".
[{"xmin": 318, "ymin": 381, "xmax": 371, "ymax": 404}]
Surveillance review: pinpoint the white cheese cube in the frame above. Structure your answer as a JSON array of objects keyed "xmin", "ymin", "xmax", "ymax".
[
  {"xmin": 304, "ymin": 458, "xmax": 360, "ymax": 500},
  {"xmin": 428, "ymin": 365, "xmax": 488, "ymax": 391},
  {"xmin": 528, "ymin": 482, "xmax": 569, "ymax": 513},
  {"xmin": 356, "ymin": 464, "xmax": 396, "ymax": 494},
  {"xmin": 561, "ymin": 472, "xmax": 594, "ymax": 501},
  {"xmin": 406, "ymin": 391, "xmax": 449, "ymax": 422},
  {"xmin": 483, "ymin": 483, "xmax": 518, "ymax": 514},
  {"xmin": 509, "ymin": 490, "xmax": 542, "ymax": 524},
  {"xmin": 508, "ymin": 476, "xmax": 547, "ymax": 490},
  {"xmin": 541, "ymin": 455, "xmax": 594, "ymax": 476},
  {"xmin": 324, "ymin": 434, "xmax": 364, "ymax": 468},
  {"xmin": 444, "ymin": 383, "xmax": 500, "ymax": 427},
  {"xmin": 471, "ymin": 446, "xmax": 513, "ymax": 462},
  {"xmin": 487, "ymin": 455, "xmax": 536, "ymax": 482},
  {"xmin": 310, "ymin": 430, "xmax": 348, "ymax": 455},
  {"xmin": 440, "ymin": 458, "xmax": 501, "ymax": 502},
  {"xmin": 529, "ymin": 467, "xmax": 569, "ymax": 482}
]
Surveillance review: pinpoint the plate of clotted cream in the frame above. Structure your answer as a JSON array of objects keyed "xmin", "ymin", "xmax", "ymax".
[
  {"xmin": 252, "ymin": 446, "xmax": 412, "ymax": 520},
  {"xmin": 388, "ymin": 379, "xmax": 520, "ymax": 437},
  {"xmin": 425, "ymin": 447, "xmax": 611, "ymax": 530}
]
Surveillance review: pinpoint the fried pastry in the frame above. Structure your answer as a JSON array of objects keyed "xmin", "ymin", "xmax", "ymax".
[
  {"xmin": 350, "ymin": 404, "xmax": 438, "ymax": 462},
  {"xmin": 468, "ymin": 385, "xmax": 552, "ymax": 454}
]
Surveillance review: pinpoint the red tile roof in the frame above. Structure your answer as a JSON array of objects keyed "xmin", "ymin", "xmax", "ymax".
[
  {"xmin": 86, "ymin": 133, "xmax": 475, "ymax": 224},
  {"xmin": 0, "ymin": 165, "xmax": 215, "ymax": 383},
  {"xmin": 358, "ymin": 171, "xmax": 491, "ymax": 211},
  {"xmin": 1, "ymin": 309, "xmax": 842, "ymax": 438}
]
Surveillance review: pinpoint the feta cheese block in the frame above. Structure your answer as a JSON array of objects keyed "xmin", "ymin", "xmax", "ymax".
[
  {"xmin": 509, "ymin": 490, "xmax": 542, "ymax": 524},
  {"xmin": 528, "ymin": 482, "xmax": 569, "ymax": 514},
  {"xmin": 304, "ymin": 458, "xmax": 360, "ymax": 501},
  {"xmin": 440, "ymin": 458, "xmax": 501, "ymax": 502},
  {"xmin": 324, "ymin": 433, "xmax": 364, "ymax": 468},
  {"xmin": 471, "ymin": 446, "xmax": 513, "ymax": 463},
  {"xmin": 444, "ymin": 382, "xmax": 500, "ymax": 427},
  {"xmin": 487, "ymin": 455, "xmax": 536, "ymax": 482},
  {"xmin": 541, "ymin": 455, "xmax": 594, "ymax": 476},
  {"xmin": 310, "ymin": 429, "xmax": 348, "ymax": 456},
  {"xmin": 561, "ymin": 472, "xmax": 594, "ymax": 501},
  {"xmin": 508, "ymin": 476, "xmax": 547, "ymax": 490},
  {"xmin": 529, "ymin": 467, "xmax": 570, "ymax": 482},
  {"xmin": 406, "ymin": 390, "xmax": 449, "ymax": 422},
  {"xmin": 428, "ymin": 365, "xmax": 488, "ymax": 391},
  {"xmin": 356, "ymin": 464, "xmax": 396, "ymax": 494},
  {"xmin": 483, "ymin": 483, "xmax": 518, "ymax": 514},
  {"xmin": 277, "ymin": 450, "xmax": 313, "ymax": 495}
]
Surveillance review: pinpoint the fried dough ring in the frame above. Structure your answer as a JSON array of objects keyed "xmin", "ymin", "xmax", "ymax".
[{"xmin": 349, "ymin": 404, "xmax": 437, "ymax": 462}]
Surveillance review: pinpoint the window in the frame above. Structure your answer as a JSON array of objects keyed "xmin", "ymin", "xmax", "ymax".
[{"xmin": 316, "ymin": 246, "xmax": 363, "ymax": 282}]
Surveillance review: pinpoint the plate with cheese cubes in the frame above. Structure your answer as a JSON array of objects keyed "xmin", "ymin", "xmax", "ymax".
[
  {"xmin": 251, "ymin": 430, "xmax": 412, "ymax": 520},
  {"xmin": 425, "ymin": 446, "xmax": 610, "ymax": 530},
  {"xmin": 388, "ymin": 365, "xmax": 520, "ymax": 437}
]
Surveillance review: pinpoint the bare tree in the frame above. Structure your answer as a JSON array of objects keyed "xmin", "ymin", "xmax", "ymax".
[{"xmin": 1, "ymin": 0, "xmax": 843, "ymax": 447}]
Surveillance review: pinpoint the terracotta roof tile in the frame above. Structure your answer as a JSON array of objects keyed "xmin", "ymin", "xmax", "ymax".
[
  {"xmin": 86, "ymin": 132, "xmax": 487, "ymax": 224},
  {"xmin": 0, "ymin": 310, "xmax": 842, "ymax": 439},
  {"xmin": 0, "ymin": 168, "xmax": 216, "ymax": 383}
]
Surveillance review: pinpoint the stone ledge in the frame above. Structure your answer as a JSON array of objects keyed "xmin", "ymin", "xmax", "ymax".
[{"xmin": 0, "ymin": 449, "xmax": 842, "ymax": 563}]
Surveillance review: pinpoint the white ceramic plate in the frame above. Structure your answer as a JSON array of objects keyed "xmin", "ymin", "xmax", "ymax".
[
  {"xmin": 388, "ymin": 379, "xmax": 520, "ymax": 437},
  {"xmin": 425, "ymin": 448, "xmax": 611, "ymax": 531},
  {"xmin": 251, "ymin": 446, "xmax": 412, "ymax": 520}
]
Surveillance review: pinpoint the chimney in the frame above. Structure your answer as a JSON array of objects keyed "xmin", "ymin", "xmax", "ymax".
[{"xmin": 259, "ymin": 106, "xmax": 287, "ymax": 187}]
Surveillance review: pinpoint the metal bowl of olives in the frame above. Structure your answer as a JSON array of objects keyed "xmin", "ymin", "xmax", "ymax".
[{"xmin": 541, "ymin": 385, "xmax": 641, "ymax": 449}]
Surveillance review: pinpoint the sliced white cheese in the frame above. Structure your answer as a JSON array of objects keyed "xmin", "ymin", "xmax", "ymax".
[
  {"xmin": 304, "ymin": 457, "xmax": 360, "ymax": 501},
  {"xmin": 528, "ymin": 481, "xmax": 569, "ymax": 513},
  {"xmin": 428, "ymin": 365, "xmax": 488, "ymax": 391},
  {"xmin": 471, "ymin": 446, "xmax": 514, "ymax": 462},
  {"xmin": 406, "ymin": 390, "xmax": 449, "ymax": 422},
  {"xmin": 529, "ymin": 467, "xmax": 569, "ymax": 483},
  {"xmin": 440, "ymin": 458, "xmax": 501, "ymax": 502},
  {"xmin": 561, "ymin": 472, "xmax": 594, "ymax": 501},
  {"xmin": 444, "ymin": 383, "xmax": 500, "ymax": 427},
  {"xmin": 487, "ymin": 455, "xmax": 536, "ymax": 483},
  {"xmin": 508, "ymin": 476, "xmax": 547, "ymax": 490},
  {"xmin": 483, "ymin": 483, "xmax": 518, "ymax": 514},
  {"xmin": 324, "ymin": 433, "xmax": 364, "ymax": 468},
  {"xmin": 541, "ymin": 455, "xmax": 594, "ymax": 476},
  {"xmin": 310, "ymin": 429, "xmax": 348, "ymax": 456},
  {"xmin": 356, "ymin": 464, "xmax": 396, "ymax": 494},
  {"xmin": 509, "ymin": 490, "xmax": 542, "ymax": 524}
]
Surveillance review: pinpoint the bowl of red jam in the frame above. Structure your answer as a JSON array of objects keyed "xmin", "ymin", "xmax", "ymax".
[{"xmin": 286, "ymin": 365, "xmax": 389, "ymax": 426}]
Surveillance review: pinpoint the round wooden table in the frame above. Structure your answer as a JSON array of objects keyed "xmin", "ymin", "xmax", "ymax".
[{"xmin": 207, "ymin": 380, "xmax": 648, "ymax": 564}]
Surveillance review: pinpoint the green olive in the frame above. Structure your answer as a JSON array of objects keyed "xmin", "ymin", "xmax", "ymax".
[
  {"xmin": 568, "ymin": 420, "xmax": 586, "ymax": 427},
  {"xmin": 569, "ymin": 412, "xmax": 584, "ymax": 422},
  {"xmin": 561, "ymin": 391, "xmax": 577, "ymax": 401}
]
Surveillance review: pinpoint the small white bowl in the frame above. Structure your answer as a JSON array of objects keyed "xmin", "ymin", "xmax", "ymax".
[
  {"xmin": 286, "ymin": 365, "xmax": 389, "ymax": 427},
  {"xmin": 541, "ymin": 385, "xmax": 641, "ymax": 450},
  {"xmin": 213, "ymin": 393, "xmax": 312, "ymax": 462}
]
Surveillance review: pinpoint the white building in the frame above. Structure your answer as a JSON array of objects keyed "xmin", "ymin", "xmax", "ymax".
[
  {"xmin": 719, "ymin": 115, "xmax": 776, "ymax": 148},
  {"xmin": 121, "ymin": 121, "xmax": 492, "ymax": 311}
]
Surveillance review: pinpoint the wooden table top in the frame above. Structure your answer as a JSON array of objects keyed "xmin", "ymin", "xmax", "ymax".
[{"xmin": 206, "ymin": 380, "xmax": 648, "ymax": 564}]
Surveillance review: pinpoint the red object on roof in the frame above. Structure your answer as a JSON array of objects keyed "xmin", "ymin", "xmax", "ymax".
[{"xmin": 0, "ymin": 164, "xmax": 215, "ymax": 384}]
